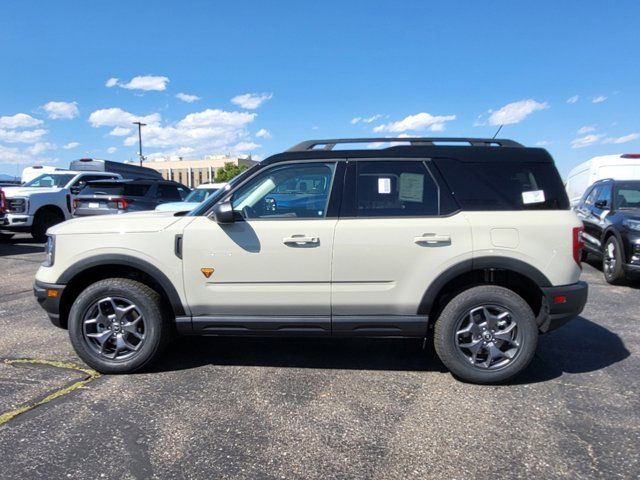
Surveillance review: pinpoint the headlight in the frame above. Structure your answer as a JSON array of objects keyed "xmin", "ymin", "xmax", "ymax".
[
  {"xmin": 7, "ymin": 197, "xmax": 28, "ymax": 213},
  {"xmin": 43, "ymin": 235, "xmax": 55, "ymax": 267},
  {"xmin": 623, "ymin": 219, "xmax": 640, "ymax": 232}
]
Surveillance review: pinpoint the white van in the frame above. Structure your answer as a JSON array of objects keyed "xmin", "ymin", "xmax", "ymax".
[{"xmin": 565, "ymin": 154, "xmax": 640, "ymax": 206}]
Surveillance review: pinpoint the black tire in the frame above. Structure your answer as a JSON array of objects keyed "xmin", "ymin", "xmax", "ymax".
[
  {"xmin": 433, "ymin": 285, "xmax": 538, "ymax": 384},
  {"xmin": 68, "ymin": 278, "xmax": 172, "ymax": 374},
  {"xmin": 0, "ymin": 232, "xmax": 14, "ymax": 241},
  {"xmin": 31, "ymin": 208, "xmax": 64, "ymax": 242},
  {"xmin": 602, "ymin": 236, "xmax": 626, "ymax": 285}
]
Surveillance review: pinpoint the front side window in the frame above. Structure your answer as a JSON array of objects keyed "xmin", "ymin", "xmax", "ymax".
[
  {"xmin": 24, "ymin": 173, "xmax": 75, "ymax": 187},
  {"xmin": 231, "ymin": 162, "xmax": 336, "ymax": 219},
  {"xmin": 595, "ymin": 184, "xmax": 612, "ymax": 208},
  {"xmin": 355, "ymin": 161, "xmax": 439, "ymax": 217},
  {"xmin": 584, "ymin": 186, "xmax": 601, "ymax": 207}
]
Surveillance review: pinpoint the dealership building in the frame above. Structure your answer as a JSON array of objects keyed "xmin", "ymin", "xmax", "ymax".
[{"xmin": 136, "ymin": 154, "xmax": 258, "ymax": 187}]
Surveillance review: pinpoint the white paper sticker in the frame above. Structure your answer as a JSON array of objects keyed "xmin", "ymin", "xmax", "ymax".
[
  {"xmin": 522, "ymin": 190, "xmax": 545, "ymax": 204},
  {"xmin": 378, "ymin": 177, "xmax": 391, "ymax": 194},
  {"xmin": 399, "ymin": 173, "xmax": 424, "ymax": 203}
]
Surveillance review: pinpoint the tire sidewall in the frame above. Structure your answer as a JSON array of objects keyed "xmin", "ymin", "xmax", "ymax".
[
  {"xmin": 434, "ymin": 286, "xmax": 538, "ymax": 384},
  {"xmin": 68, "ymin": 280, "xmax": 165, "ymax": 373},
  {"xmin": 32, "ymin": 209, "xmax": 63, "ymax": 242},
  {"xmin": 603, "ymin": 236, "xmax": 624, "ymax": 284}
]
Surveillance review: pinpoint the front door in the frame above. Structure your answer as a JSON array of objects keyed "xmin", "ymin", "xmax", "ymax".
[{"xmin": 182, "ymin": 160, "xmax": 342, "ymax": 334}]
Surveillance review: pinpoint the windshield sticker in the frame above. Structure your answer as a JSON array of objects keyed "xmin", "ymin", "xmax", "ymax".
[{"xmin": 378, "ymin": 177, "xmax": 391, "ymax": 194}]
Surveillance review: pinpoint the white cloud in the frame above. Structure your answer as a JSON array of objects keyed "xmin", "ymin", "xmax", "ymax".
[
  {"xmin": 231, "ymin": 92, "xmax": 273, "ymax": 109},
  {"xmin": 571, "ymin": 134, "xmax": 605, "ymax": 149},
  {"xmin": 0, "ymin": 113, "xmax": 43, "ymax": 129},
  {"xmin": 107, "ymin": 147, "xmax": 117, "ymax": 154},
  {"xmin": 255, "ymin": 128, "xmax": 271, "ymax": 139},
  {"xmin": 373, "ymin": 112, "xmax": 456, "ymax": 133},
  {"xmin": 0, "ymin": 144, "xmax": 31, "ymax": 165},
  {"xmin": 176, "ymin": 92, "xmax": 201, "ymax": 103},
  {"xmin": 42, "ymin": 101, "xmax": 79, "ymax": 120},
  {"xmin": 592, "ymin": 95, "xmax": 607, "ymax": 104},
  {"xmin": 577, "ymin": 126, "xmax": 596, "ymax": 134},
  {"xmin": 352, "ymin": 114, "xmax": 384, "ymax": 124},
  {"xmin": 109, "ymin": 126, "xmax": 133, "ymax": 136},
  {"xmin": 566, "ymin": 95, "xmax": 579, "ymax": 104},
  {"xmin": 602, "ymin": 133, "xmax": 639, "ymax": 144},
  {"xmin": 535, "ymin": 140, "xmax": 550, "ymax": 146},
  {"xmin": 481, "ymin": 99, "xmax": 549, "ymax": 126},
  {"xmin": 63, "ymin": 142, "xmax": 80, "ymax": 149},
  {"xmin": 106, "ymin": 75, "xmax": 169, "ymax": 91},
  {"xmin": 113, "ymin": 108, "xmax": 259, "ymax": 158},
  {"xmin": 0, "ymin": 128, "xmax": 48, "ymax": 143},
  {"xmin": 88, "ymin": 108, "xmax": 161, "ymax": 128},
  {"xmin": 27, "ymin": 142, "xmax": 56, "ymax": 155}
]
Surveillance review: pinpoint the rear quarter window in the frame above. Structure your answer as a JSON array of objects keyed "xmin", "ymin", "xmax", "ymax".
[{"xmin": 434, "ymin": 158, "xmax": 569, "ymax": 210}]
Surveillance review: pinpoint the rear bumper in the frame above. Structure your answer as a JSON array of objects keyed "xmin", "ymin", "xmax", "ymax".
[
  {"xmin": 539, "ymin": 281, "xmax": 588, "ymax": 333},
  {"xmin": 33, "ymin": 280, "xmax": 66, "ymax": 328}
]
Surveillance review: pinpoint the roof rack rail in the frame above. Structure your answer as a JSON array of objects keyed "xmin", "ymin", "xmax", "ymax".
[{"xmin": 286, "ymin": 137, "xmax": 524, "ymax": 152}]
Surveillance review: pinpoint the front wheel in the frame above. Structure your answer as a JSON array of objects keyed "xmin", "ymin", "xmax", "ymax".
[
  {"xmin": 31, "ymin": 209, "xmax": 64, "ymax": 242},
  {"xmin": 68, "ymin": 278, "xmax": 172, "ymax": 374},
  {"xmin": 434, "ymin": 285, "xmax": 538, "ymax": 384},
  {"xmin": 603, "ymin": 236, "xmax": 625, "ymax": 285}
]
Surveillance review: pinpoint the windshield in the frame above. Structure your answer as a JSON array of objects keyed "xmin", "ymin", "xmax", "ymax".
[
  {"xmin": 185, "ymin": 188, "xmax": 218, "ymax": 203},
  {"xmin": 189, "ymin": 164, "xmax": 261, "ymax": 216},
  {"xmin": 24, "ymin": 173, "xmax": 75, "ymax": 188},
  {"xmin": 615, "ymin": 183, "xmax": 640, "ymax": 209}
]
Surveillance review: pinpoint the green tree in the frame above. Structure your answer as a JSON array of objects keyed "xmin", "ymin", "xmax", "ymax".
[{"xmin": 214, "ymin": 162, "xmax": 249, "ymax": 182}]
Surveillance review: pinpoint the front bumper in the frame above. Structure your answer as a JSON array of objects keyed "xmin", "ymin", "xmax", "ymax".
[
  {"xmin": 33, "ymin": 280, "xmax": 66, "ymax": 328},
  {"xmin": 539, "ymin": 281, "xmax": 588, "ymax": 333},
  {"xmin": 1, "ymin": 213, "xmax": 34, "ymax": 229}
]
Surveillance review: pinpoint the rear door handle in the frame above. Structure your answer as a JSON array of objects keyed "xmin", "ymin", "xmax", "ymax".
[
  {"xmin": 414, "ymin": 234, "xmax": 451, "ymax": 245},
  {"xmin": 283, "ymin": 235, "xmax": 320, "ymax": 246}
]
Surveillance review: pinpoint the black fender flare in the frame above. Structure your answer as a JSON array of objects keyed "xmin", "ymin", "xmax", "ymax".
[
  {"xmin": 57, "ymin": 254, "xmax": 186, "ymax": 316},
  {"xmin": 418, "ymin": 256, "xmax": 551, "ymax": 315}
]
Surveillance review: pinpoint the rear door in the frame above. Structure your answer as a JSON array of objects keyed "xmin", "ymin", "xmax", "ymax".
[{"xmin": 331, "ymin": 159, "xmax": 472, "ymax": 336}]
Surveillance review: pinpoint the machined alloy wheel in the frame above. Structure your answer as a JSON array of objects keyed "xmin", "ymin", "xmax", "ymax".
[
  {"xmin": 82, "ymin": 297, "xmax": 146, "ymax": 360},
  {"xmin": 455, "ymin": 305, "xmax": 522, "ymax": 369},
  {"xmin": 604, "ymin": 241, "xmax": 617, "ymax": 276},
  {"xmin": 602, "ymin": 236, "xmax": 625, "ymax": 284}
]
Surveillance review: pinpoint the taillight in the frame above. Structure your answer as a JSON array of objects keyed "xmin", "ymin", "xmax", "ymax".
[
  {"xmin": 116, "ymin": 198, "xmax": 132, "ymax": 210},
  {"xmin": 573, "ymin": 226, "xmax": 584, "ymax": 267},
  {"xmin": 0, "ymin": 190, "xmax": 5, "ymax": 214},
  {"xmin": 72, "ymin": 199, "xmax": 79, "ymax": 210}
]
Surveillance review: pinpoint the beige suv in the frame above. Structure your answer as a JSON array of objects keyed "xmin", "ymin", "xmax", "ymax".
[{"xmin": 34, "ymin": 138, "xmax": 588, "ymax": 384}]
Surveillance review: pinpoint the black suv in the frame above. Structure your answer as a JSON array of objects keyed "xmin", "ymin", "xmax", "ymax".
[
  {"xmin": 73, "ymin": 179, "xmax": 190, "ymax": 216},
  {"xmin": 575, "ymin": 178, "xmax": 640, "ymax": 283}
]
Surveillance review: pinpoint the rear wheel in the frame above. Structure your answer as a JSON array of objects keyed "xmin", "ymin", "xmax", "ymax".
[
  {"xmin": 603, "ymin": 236, "xmax": 625, "ymax": 285},
  {"xmin": 434, "ymin": 285, "xmax": 538, "ymax": 384},
  {"xmin": 68, "ymin": 278, "xmax": 172, "ymax": 374},
  {"xmin": 31, "ymin": 208, "xmax": 64, "ymax": 242}
]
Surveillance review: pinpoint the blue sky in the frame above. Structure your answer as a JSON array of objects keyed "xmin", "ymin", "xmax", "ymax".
[{"xmin": 1, "ymin": 0, "xmax": 639, "ymax": 178}]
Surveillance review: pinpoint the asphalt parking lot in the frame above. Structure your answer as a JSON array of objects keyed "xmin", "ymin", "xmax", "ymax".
[{"xmin": 0, "ymin": 234, "xmax": 638, "ymax": 479}]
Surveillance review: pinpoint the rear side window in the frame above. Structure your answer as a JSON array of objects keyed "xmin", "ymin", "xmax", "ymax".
[
  {"xmin": 355, "ymin": 161, "xmax": 439, "ymax": 217},
  {"xmin": 82, "ymin": 183, "xmax": 151, "ymax": 197},
  {"xmin": 158, "ymin": 184, "xmax": 182, "ymax": 202},
  {"xmin": 434, "ymin": 158, "xmax": 569, "ymax": 210}
]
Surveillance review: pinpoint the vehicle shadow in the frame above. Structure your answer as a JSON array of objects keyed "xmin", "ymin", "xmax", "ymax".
[
  {"xmin": 0, "ymin": 237, "xmax": 44, "ymax": 257},
  {"xmin": 152, "ymin": 316, "xmax": 629, "ymax": 384}
]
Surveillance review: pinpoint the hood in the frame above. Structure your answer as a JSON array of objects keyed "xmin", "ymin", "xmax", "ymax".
[
  {"xmin": 155, "ymin": 202, "xmax": 200, "ymax": 212},
  {"xmin": 49, "ymin": 210, "xmax": 184, "ymax": 235},
  {"xmin": 2, "ymin": 186, "xmax": 64, "ymax": 197}
]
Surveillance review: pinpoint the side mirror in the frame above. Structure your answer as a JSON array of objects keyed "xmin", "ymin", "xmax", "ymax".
[
  {"xmin": 595, "ymin": 200, "xmax": 608, "ymax": 209},
  {"xmin": 70, "ymin": 186, "xmax": 82, "ymax": 195},
  {"xmin": 212, "ymin": 200, "xmax": 235, "ymax": 224}
]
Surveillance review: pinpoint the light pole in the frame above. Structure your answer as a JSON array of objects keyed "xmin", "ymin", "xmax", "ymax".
[{"xmin": 132, "ymin": 121, "xmax": 146, "ymax": 166}]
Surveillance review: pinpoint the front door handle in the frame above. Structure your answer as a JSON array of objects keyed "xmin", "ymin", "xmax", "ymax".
[
  {"xmin": 283, "ymin": 235, "xmax": 320, "ymax": 246},
  {"xmin": 414, "ymin": 234, "xmax": 451, "ymax": 245}
]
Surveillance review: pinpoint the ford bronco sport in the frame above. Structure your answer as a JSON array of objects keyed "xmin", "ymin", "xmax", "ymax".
[{"xmin": 34, "ymin": 138, "xmax": 588, "ymax": 384}]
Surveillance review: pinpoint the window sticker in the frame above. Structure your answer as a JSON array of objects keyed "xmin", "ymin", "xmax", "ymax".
[
  {"xmin": 399, "ymin": 173, "xmax": 424, "ymax": 203},
  {"xmin": 378, "ymin": 177, "xmax": 391, "ymax": 194},
  {"xmin": 522, "ymin": 189, "xmax": 545, "ymax": 204}
]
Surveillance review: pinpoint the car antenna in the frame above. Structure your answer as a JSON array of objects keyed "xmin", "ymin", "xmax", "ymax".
[{"xmin": 492, "ymin": 124, "xmax": 503, "ymax": 139}]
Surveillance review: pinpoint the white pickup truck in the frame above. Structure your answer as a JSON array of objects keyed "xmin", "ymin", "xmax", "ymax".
[{"xmin": 1, "ymin": 170, "xmax": 121, "ymax": 241}]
